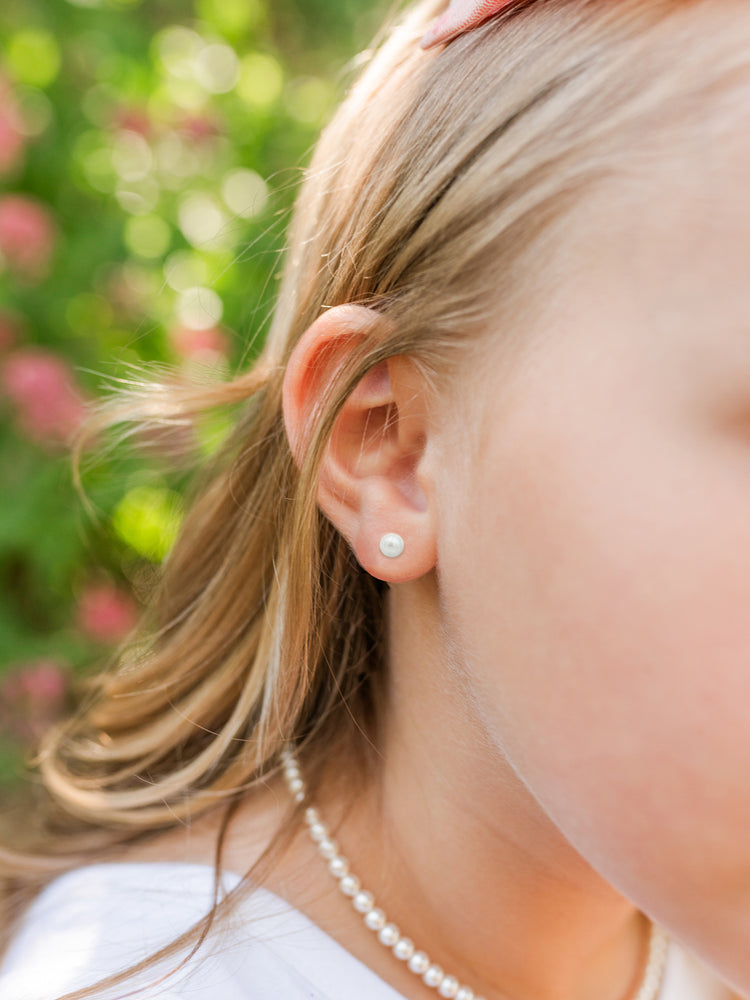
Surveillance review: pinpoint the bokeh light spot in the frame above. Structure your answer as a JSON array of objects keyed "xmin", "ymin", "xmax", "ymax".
[
  {"xmin": 221, "ymin": 168, "xmax": 269, "ymax": 219},
  {"xmin": 285, "ymin": 76, "xmax": 336, "ymax": 125},
  {"xmin": 116, "ymin": 177, "xmax": 160, "ymax": 215},
  {"xmin": 176, "ymin": 286, "xmax": 223, "ymax": 329},
  {"xmin": 5, "ymin": 31, "xmax": 61, "ymax": 89},
  {"xmin": 111, "ymin": 129, "xmax": 153, "ymax": 181},
  {"xmin": 177, "ymin": 192, "xmax": 232, "ymax": 250},
  {"xmin": 124, "ymin": 215, "xmax": 171, "ymax": 258},
  {"xmin": 155, "ymin": 26, "xmax": 203, "ymax": 80},
  {"xmin": 194, "ymin": 43, "xmax": 239, "ymax": 94},
  {"xmin": 112, "ymin": 485, "xmax": 184, "ymax": 563},
  {"xmin": 164, "ymin": 76, "xmax": 209, "ymax": 112},
  {"xmin": 163, "ymin": 250, "xmax": 210, "ymax": 292},
  {"xmin": 155, "ymin": 132, "xmax": 195, "ymax": 181},
  {"xmin": 237, "ymin": 53, "xmax": 283, "ymax": 109}
]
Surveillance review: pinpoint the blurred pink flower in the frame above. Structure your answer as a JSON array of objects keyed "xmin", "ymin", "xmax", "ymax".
[
  {"xmin": 0, "ymin": 194, "xmax": 57, "ymax": 282},
  {"xmin": 111, "ymin": 105, "xmax": 153, "ymax": 138},
  {"xmin": 1, "ymin": 348, "xmax": 87, "ymax": 447},
  {"xmin": 0, "ymin": 78, "xmax": 25, "ymax": 175},
  {"xmin": 0, "ymin": 660, "xmax": 69, "ymax": 743},
  {"xmin": 76, "ymin": 582, "xmax": 138, "ymax": 644},
  {"xmin": 176, "ymin": 113, "xmax": 221, "ymax": 143},
  {"xmin": 169, "ymin": 324, "xmax": 229, "ymax": 360}
]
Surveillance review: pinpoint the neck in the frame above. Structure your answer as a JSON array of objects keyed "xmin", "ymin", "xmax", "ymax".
[{"xmin": 314, "ymin": 581, "xmax": 652, "ymax": 1000}]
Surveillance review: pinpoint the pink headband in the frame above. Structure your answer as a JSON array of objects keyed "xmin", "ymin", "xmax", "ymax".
[{"xmin": 420, "ymin": 0, "xmax": 514, "ymax": 49}]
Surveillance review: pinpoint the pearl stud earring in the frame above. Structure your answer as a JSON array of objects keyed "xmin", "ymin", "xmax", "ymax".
[{"xmin": 379, "ymin": 533, "xmax": 405, "ymax": 559}]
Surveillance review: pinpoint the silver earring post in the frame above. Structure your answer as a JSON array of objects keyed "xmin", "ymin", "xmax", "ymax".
[{"xmin": 379, "ymin": 533, "xmax": 405, "ymax": 559}]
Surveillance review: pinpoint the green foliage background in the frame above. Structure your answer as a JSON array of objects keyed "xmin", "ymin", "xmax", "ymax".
[{"xmin": 0, "ymin": 0, "xmax": 391, "ymax": 786}]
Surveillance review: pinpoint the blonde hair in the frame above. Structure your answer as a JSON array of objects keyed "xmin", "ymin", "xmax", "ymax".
[{"xmin": 3, "ymin": 0, "xmax": 750, "ymax": 995}]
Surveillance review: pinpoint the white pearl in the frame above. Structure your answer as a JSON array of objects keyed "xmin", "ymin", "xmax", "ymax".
[
  {"xmin": 424, "ymin": 964, "xmax": 444, "ymax": 988},
  {"xmin": 353, "ymin": 890, "xmax": 375, "ymax": 913},
  {"xmin": 393, "ymin": 937, "xmax": 415, "ymax": 961},
  {"xmin": 304, "ymin": 807, "xmax": 319, "ymax": 824},
  {"xmin": 439, "ymin": 976, "xmax": 460, "ymax": 998},
  {"xmin": 319, "ymin": 838, "xmax": 338, "ymax": 859},
  {"xmin": 288, "ymin": 777, "xmax": 304, "ymax": 794},
  {"xmin": 339, "ymin": 874, "xmax": 360, "ymax": 897},
  {"xmin": 378, "ymin": 923, "xmax": 400, "ymax": 947},
  {"xmin": 407, "ymin": 951, "xmax": 430, "ymax": 975},
  {"xmin": 364, "ymin": 907, "xmax": 387, "ymax": 931},
  {"xmin": 455, "ymin": 989, "xmax": 474, "ymax": 1000},
  {"xmin": 294, "ymin": 790, "xmax": 304, "ymax": 803},
  {"xmin": 309, "ymin": 822, "xmax": 327, "ymax": 842},
  {"xmin": 379, "ymin": 533, "xmax": 405, "ymax": 559},
  {"xmin": 329, "ymin": 856, "xmax": 349, "ymax": 878}
]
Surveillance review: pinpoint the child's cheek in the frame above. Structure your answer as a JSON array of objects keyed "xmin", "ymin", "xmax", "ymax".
[{"xmin": 441, "ymin": 332, "xmax": 750, "ymax": 948}]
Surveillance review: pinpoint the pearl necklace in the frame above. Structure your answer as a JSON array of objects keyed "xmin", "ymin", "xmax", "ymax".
[{"xmin": 281, "ymin": 750, "xmax": 670, "ymax": 1000}]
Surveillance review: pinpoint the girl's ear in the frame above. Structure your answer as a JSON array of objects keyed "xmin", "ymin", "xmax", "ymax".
[{"xmin": 282, "ymin": 304, "xmax": 438, "ymax": 583}]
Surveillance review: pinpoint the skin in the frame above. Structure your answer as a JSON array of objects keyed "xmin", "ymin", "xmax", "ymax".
[
  {"xmin": 136, "ymin": 71, "xmax": 750, "ymax": 1000},
  {"xmin": 280, "ymin": 79, "xmax": 750, "ymax": 998}
]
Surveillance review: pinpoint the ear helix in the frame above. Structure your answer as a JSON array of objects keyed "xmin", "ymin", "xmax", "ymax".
[{"xmin": 379, "ymin": 533, "xmax": 405, "ymax": 559}]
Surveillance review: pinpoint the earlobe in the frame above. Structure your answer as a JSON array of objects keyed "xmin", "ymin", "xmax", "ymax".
[{"xmin": 281, "ymin": 305, "xmax": 438, "ymax": 584}]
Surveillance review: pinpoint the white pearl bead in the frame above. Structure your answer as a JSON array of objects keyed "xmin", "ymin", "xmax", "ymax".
[
  {"xmin": 329, "ymin": 856, "xmax": 349, "ymax": 878},
  {"xmin": 378, "ymin": 923, "xmax": 400, "ymax": 947},
  {"xmin": 364, "ymin": 907, "xmax": 387, "ymax": 931},
  {"xmin": 288, "ymin": 777, "xmax": 304, "ymax": 794},
  {"xmin": 455, "ymin": 989, "xmax": 474, "ymax": 1000},
  {"xmin": 393, "ymin": 937, "xmax": 415, "ymax": 961},
  {"xmin": 353, "ymin": 890, "xmax": 375, "ymax": 913},
  {"xmin": 379, "ymin": 533, "xmax": 405, "ymax": 559},
  {"xmin": 304, "ymin": 807, "xmax": 319, "ymax": 824},
  {"xmin": 319, "ymin": 838, "xmax": 338, "ymax": 859},
  {"xmin": 439, "ymin": 976, "xmax": 460, "ymax": 998},
  {"xmin": 309, "ymin": 822, "xmax": 327, "ymax": 842},
  {"xmin": 407, "ymin": 951, "xmax": 430, "ymax": 975},
  {"xmin": 424, "ymin": 964, "xmax": 444, "ymax": 988},
  {"xmin": 339, "ymin": 874, "xmax": 360, "ymax": 897}
]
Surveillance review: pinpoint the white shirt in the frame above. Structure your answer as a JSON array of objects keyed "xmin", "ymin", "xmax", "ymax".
[{"xmin": 0, "ymin": 863, "xmax": 733, "ymax": 1000}]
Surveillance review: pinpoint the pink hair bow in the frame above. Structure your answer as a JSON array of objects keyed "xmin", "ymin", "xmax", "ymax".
[{"xmin": 420, "ymin": 0, "xmax": 514, "ymax": 49}]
